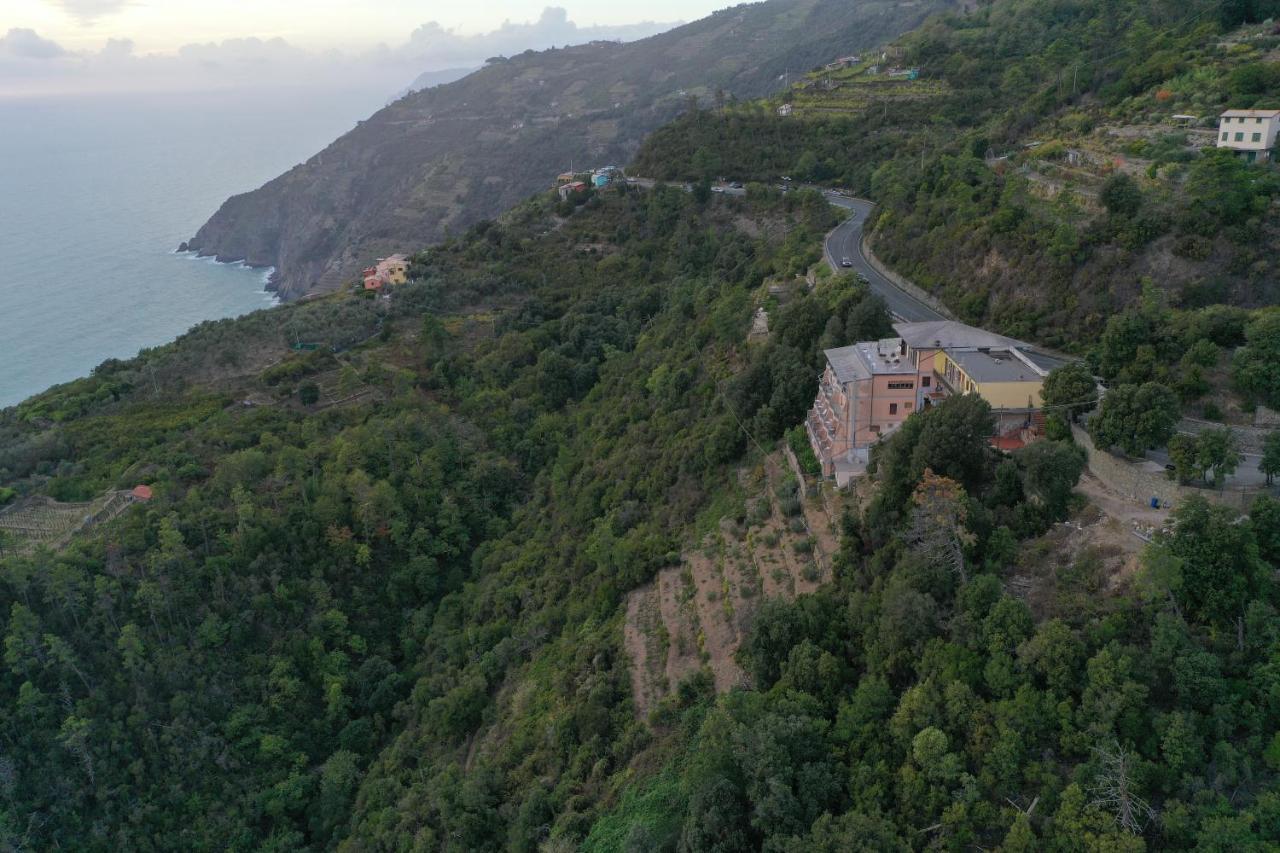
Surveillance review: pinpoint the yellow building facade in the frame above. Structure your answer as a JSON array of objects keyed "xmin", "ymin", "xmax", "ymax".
[{"xmin": 936, "ymin": 349, "xmax": 1044, "ymax": 410}]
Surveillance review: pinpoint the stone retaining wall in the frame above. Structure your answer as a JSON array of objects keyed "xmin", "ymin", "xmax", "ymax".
[{"xmin": 1072, "ymin": 424, "xmax": 1261, "ymax": 511}]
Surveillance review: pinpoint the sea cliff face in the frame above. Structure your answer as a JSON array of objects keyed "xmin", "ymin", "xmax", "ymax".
[{"xmin": 185, "ymin": 0, "xmax": 955, "ymax": 300}]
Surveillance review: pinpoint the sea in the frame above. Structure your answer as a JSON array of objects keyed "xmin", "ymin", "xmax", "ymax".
[{"xmin": 0, "ymin": 87, "xmax": 388, "ymax": 408}]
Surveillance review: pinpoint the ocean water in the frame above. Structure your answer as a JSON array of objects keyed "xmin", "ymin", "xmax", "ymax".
[{"xmin": 0, "ymin": 88, "xmax": 386, "ymax": 408}]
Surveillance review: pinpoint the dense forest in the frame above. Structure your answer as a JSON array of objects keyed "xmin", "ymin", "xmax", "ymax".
[
  {"xmin": 2, "ymin": 0, "xmax": 1280, "ymax": 850},
  {"xmin": 2, "ymin": 179, "xmax": 1279, "ymax": 851},
  {"xmin": 634, "ymin": 0, "xmax": 1280, "ymax": 344}
]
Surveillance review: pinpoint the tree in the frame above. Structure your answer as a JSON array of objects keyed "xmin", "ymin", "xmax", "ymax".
[
  {"xmin": 298, "ymin": 382, "xmax": 320, "ymax": 405},
  {"xmin": 1089, "ymin": 383, "xmax": 1180, "ymax": 456},
  {"xmin": 1166, "ymin": 433, "xmax": 1198, "ymax": 484},
  {"xmin": 793, "ymin": 150, "xmax": 820, "ymax": 182},
  {"xmin": 1094, "ymin": 310, "xmax": 1152, "ymax": 381},
  {"xmin": 1100, "ymin": 173, "xmax": 1142, "ymax": 218},
  {"xmin": 1194, "ymin": 427, "xmax": 1241, "ymax": 488},
  {"xmin": 1261, "ymin": 431, "xmax": 1280, "ymax": 486},
  {"xmin": 1041, "ymin": 362, "xmax": 1097, "ymax": 422},
  {"xmin": 904, "ymin": 471, "xmax": 975, "ymax": 584},
  {"xmin": 337, "ymin": 365, "xmax": 361, "ymax": 398},
  {"xmin": 843, "ymin": 295, "xmax": 893, "ymax": 343},
  {"xmin": 1252, "ymin": 495, "xmax": 1280, "ymax": 567},
  {"xmin": 1016, "ymin": 440, "xmax": 1086, "ymax": 515},
  {"xmin": 1165, "ymin": 495, "xmax": 1266, "ymax": 631},
  {"xmin": 1232, "ymin": 310, "xmax": 1280, "ymax": 408},
  {"xmin": 910, "ymin": 394, "xmax": 996, "ymax": 493},
  {"xmin": 1089, "ymin": 743, "xmax": 1156, "ymax": 834}
]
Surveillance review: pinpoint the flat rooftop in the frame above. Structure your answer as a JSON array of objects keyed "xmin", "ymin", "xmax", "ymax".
[
  {"xmin": 947, "ymin": 348, "xmax": 1043, "ymax": 383},
  {"xmin": 894, "ymin": 319, "xmax": 1028, "ymax": 352},
  {"xmin": 826, "ymin": 339, "xmax": 915, "ymax": 381}
]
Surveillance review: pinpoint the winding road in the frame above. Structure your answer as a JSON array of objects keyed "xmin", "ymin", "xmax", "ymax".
[
  {"xmin": 819, "ymin": 192, "xmax": 944, "ymax": 322},
  {"xmin": 630, "ymin": 179, "xmax": 944, "ymax": 322}
]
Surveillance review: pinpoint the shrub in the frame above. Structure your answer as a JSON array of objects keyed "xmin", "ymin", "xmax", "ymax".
[
  {"xmin": 1173, "ymin": 234, "xmax": 1213, "ymax": 261},
  {"xmin": 785, "ymin": 425, "xmax": 822, "ymax": 476}
]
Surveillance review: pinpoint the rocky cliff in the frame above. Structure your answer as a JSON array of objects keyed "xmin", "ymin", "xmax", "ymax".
[{"xmin": 185, "ymin": 0, "xmax": 956, "ymax": 299}]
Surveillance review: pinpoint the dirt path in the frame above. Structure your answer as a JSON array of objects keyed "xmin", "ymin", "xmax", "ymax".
[{"xmin": 1075, "ymin": 472, "xmax": 1171, "ymax": 531}]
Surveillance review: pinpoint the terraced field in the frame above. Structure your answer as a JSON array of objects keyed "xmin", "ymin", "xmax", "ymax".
[
  {"xmin": 790, "ymin": 76, "xmax": 950, "ymax": 116},
  {"xmin": 0, "ymin": 491, "xmax": 136, "ymax": 552},
  {"xmin": 624, "ymin": 452, "xmax": 844, "ymax": 717}
]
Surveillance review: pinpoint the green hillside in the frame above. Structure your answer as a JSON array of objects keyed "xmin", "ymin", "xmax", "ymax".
[
  {"xmin": 3, "ymin": 1, "xmax": 1280, "ymax": 850},
  {"xmin": 634, "ymin": 0, "xmax": 1280, "ymax": 345}
]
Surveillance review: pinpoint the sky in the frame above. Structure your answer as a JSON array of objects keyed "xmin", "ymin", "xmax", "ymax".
[{"xmin": 0, "ymin": 1, "xmax": 729, "ymax": 97}]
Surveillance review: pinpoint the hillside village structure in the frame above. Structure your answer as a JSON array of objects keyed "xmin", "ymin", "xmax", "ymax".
[
  {"xmin": 558, "ymin": 180, "xmax": 588, "ymax": 200},
  {"xmin": 806, "ymin": 320, "xmax": 1064, "ymax": 482},
  {"xmin": 1216, "ymin": 109, "xmax": 1280, "ymax": 162},
  {"xmin": 362, "ymin": 254, "xmax": 410, "ymax": 291}
]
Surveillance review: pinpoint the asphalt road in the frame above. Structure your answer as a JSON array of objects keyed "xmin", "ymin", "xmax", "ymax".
[{"xmin": 820, "ymin": 193, "xmax": 944, "ymax": 323}]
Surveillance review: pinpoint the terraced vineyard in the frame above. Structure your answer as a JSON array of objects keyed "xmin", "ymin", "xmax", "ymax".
[
  {"xmin": 0, "ymin": 491, "xmax": 136, "ymax": 552},
  {"xmin": 623, "ymin": 453, "xmax": 844, "ymax": 717},
  {"xmin": 789, "ymin": 73, "xmax": 950, "ymax": 116},
  {"xmin": 768, "ymin": 52, "xmax": 951, "ymax": 117}
]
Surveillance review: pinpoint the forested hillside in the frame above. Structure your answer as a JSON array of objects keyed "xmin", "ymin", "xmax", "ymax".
[
  {"xmin": 635, "ymin": 0, "xmax": 1280, "ymax": 345},
  {"xmin": 0, "ymin": 185, "xmax": 847, "ymax": 848},
  {"xmin": 4, "ymin": 181, "xmax": 1280, "ymax": 850},
  {"xmin": 3, "ymin": 0, "xmax": 1280, "ymax": 850}
]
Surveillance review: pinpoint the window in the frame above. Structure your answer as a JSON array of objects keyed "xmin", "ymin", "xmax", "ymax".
[
  {"xmin": 904, "ymin": 402, "xmax": 913, "ymax": 410},
  {"xmin": 889, "ymin": 403, "xmax": 898, "ymax": 415},
  {"xmin": 869, "ymin": 425, "xmax": 880, "ymax": 434},
  {"xmin": 1236, "ymin": 132, "xmax": 1245, "ymax": 141},
  {"xmin": 1253, "ymin": 133, "xmax": 1262, "ymax": 142},
  {"xmin": 1222, "ymin": 132, "xmax": 1229, "ymax": 141},
  {"xmin": 887, "ymin": 380, "xmax": 914, "ymax": 390},
  {"xmin": 1257, "ymin": 117, "xmax": 1264, "ymax": 123},
  {"xmin": 921, "ymin": 376, "xmax": 931, "ymax": 387}
]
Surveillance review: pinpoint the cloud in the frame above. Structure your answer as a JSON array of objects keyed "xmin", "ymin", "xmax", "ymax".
[
  {"xmin": 400, "ymin": 6, "xmax": 673, "ymax": 69},
  {"xmin": 0, "ymin": 8, "xmax": 682, "ymax": 97},
  {"xmin": 0, "ymin": 28, "xmax": 70, "ymax": 59},
  {"xmin": 44, "ymin": 0, "xmax": 133, "ymax": 25}
]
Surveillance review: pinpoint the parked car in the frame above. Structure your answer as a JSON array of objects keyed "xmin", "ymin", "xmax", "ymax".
[
  {"xmin": 729, "ymin": 181, "xmax": 743, "ymax": 188},
  {"xmin": 841, "ymin": 257, "xmax": 853, "ymax": 267}
]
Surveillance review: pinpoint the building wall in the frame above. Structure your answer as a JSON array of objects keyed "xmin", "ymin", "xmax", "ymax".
[
  {"xmin": 1217, "ymin": 115, "xmax": 1280, "ymax": 153},
  {"xmin": 935, "ymin": 352, "xmax": 1043, "ymax": 409},
  {"xmin": 849, "ymin": 372, "xmax": 926, "ymax": 447},
  {"xmin": 975, "ymin": 379, "xmax": 1043, "ymax": 409}
]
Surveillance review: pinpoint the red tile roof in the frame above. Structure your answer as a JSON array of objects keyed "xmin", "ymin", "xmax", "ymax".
[{"xmin": 131, "ymin": 485, "xmax": 153, "ymax": 500}]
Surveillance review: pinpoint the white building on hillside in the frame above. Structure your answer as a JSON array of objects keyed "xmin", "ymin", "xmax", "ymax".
[{"xmin": 1216, "ymin": 109, "xmax": 1280, "ymax": 162}]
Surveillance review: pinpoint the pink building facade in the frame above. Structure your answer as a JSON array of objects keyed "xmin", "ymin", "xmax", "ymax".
[
  {"xmin": 806, "ymin": 321, "xmax": 1065, "ymax": 481},
  {"xmin": 807, "ymin": 338, "xmax": 936, "ymax": 479}
]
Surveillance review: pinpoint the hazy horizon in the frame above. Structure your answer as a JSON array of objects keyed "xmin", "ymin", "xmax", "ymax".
[{"xmin": 0, "ymin": 2, "xmax": 729, "ymax": 98}]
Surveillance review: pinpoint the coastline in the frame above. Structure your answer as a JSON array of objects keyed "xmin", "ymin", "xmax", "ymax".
[{"xmin": 172, "ymin": 248, "xmax": 281, "ymax": 302}]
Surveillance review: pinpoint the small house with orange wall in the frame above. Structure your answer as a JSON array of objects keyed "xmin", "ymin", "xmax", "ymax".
[{"xmin": 362, "ymin": 254, "xmax": 410, "ymax": 290}]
